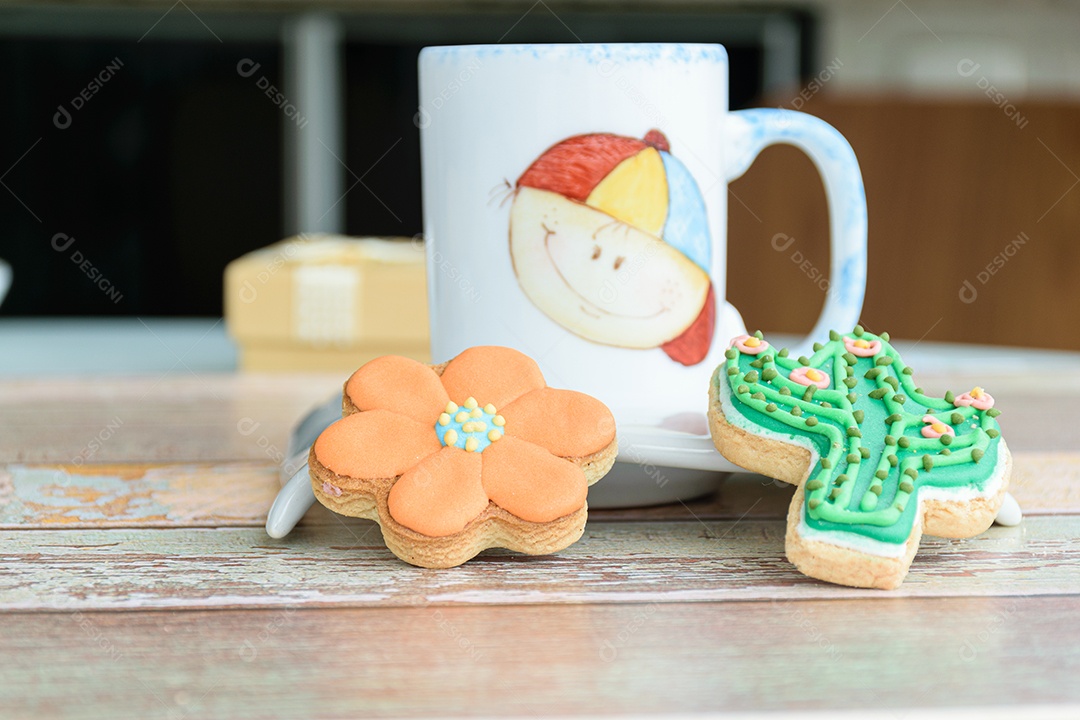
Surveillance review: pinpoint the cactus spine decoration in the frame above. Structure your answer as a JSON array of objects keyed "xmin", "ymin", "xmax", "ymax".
[{"xmin": 709, "ymin": 327, "xmax": 1011, "ymax": 589}]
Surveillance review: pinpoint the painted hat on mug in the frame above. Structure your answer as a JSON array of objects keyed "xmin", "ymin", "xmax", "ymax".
[{"xmin": 509, "ymin": 129, "xmax": 715, "ymax": 365}]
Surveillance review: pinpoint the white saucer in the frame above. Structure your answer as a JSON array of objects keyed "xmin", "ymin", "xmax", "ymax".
[{"xmin": 589, "ymin": 411, "xmax": 739, "ymax": 508}]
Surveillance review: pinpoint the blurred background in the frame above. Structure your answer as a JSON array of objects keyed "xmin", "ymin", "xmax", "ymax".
[{"xmin": 1, "ymin": 0, "xmax": 1078, "ymax": 374}]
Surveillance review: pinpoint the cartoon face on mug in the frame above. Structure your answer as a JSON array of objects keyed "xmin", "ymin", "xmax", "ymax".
[{"xmin": 509, "ymin": 130, "xmax": 716, "ymax": 366}]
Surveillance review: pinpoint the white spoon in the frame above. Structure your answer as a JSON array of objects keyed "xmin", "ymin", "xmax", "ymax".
[{"xmin": 266, "ymin": 460, "xmax": 314, "ymax": 539}]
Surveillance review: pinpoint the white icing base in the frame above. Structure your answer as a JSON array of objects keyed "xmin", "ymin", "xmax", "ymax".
[
  {"xmin": 919, "ymin": 439, "xmax": 1008, "ymax": 505},
  {"xmin": 796, "ymin": 515, "xmax": 911, "ymax": 558},
  {"xmin": 717, "ymin": 379, "xmax": 819, "ymax": 462}
]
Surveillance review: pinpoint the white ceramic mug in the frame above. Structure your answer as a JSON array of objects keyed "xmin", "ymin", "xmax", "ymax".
[{"xmin": 419, "ymin": 43, "xmax": 866, "ymax": 429}]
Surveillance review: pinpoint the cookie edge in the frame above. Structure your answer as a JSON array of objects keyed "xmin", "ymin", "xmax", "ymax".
[{"xmin": 707, "ymin": 373, "xmax": 1011, "ymax": 589}]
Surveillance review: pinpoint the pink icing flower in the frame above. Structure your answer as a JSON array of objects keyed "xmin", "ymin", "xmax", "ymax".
[
  {"xmin": 954, "ymin": 386, "xmax": 995, "ymax": 410},
  {"xmin": 920, "ymin": 415, "xmax": 955, "ymax": 439},
  {"xmin": 844, "ymin": 336, "xmax": 881, "ymax": 357},
  {"xmin": 789, "ymin": 366, "xmax": 830, "ymax": 388},
  {"xmin": 731, "ymin": 334, "xmax": 769, "ymax": 355}
]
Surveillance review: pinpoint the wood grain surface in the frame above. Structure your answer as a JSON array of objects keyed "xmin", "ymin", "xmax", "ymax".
[
  {"xmin": 2, "ymin": 597, "xmax": 1079, "ymax": 719},
  {"xmin": 0, "ymin": 449, "xmax": 1074, "ymax": 530},
  {"xmin": 1, "ymin": 516, "xmax": 1075, "ymax": 612},
  {"xmin": 1, "ymin": 367, "xmax": 1077, "ymax": 719},
  {"xmin": 0, "ymin": 374, "xmax": 341, "ymax": 465}
]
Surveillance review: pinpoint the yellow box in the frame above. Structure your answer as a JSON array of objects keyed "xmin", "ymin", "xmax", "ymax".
[{"xmin": 224, "ymin": 235, "xmax": 429, "ymax": 371}]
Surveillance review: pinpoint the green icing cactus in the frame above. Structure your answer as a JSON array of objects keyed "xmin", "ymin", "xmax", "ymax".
[{"xmin": 716, "ymin": 327, "xmax": 1004, "ymax": 545}]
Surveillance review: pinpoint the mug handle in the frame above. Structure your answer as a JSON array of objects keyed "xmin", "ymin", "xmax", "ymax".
[{"xmin": 722, "ymin": 108, "xmax": 867, "ymax": 349}]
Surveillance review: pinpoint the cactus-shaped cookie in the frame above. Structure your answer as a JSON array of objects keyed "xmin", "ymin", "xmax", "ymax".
[{"xmin": 708, "ymin": 327, "xmax": 1011, "ymax": 589}]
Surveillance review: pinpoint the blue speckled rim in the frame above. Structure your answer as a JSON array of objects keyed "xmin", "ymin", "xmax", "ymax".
[{"xmin": 419, "ymin": 43, "xmax": 728, "ymax": 66}]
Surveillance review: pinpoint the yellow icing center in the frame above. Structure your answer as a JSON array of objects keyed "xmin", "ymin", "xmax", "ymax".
[
  {"xmin": 854, "ymin": 339, "xmax": 871, "ymax": 348},
  {"xmin": 806, "ymin": 368, "xmax": 824, "ymax": 382},
  {"xmin": 744, "ymin": 337, "xmax": 761, "ymax": 348},
  {"xmin": 931, "ymin": 422, "xmax": 947, "ymax": 434},
  {"xmin": 437, "ymin": 396, "xmax": 502, "ymax": 453},
  {"xmin": 971, "ymin": 387, "xmax": 984, "ymax": 399}
]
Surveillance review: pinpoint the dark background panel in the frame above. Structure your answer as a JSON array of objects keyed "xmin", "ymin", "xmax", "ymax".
[
  {"xmin": 0, "ymin": 8, "xmax": 811, "ymax": 316},
  {"xmin": 0, "ymin": 37, "xmax": 282, "ymax": 316}
]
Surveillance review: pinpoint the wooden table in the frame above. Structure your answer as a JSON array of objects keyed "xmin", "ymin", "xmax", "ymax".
[{"xmin": 2, "ymin": 367, "xmax": 1079, "ymax": 718}]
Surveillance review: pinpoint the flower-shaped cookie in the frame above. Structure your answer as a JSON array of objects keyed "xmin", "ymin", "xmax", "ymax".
[{"xmin": 310, "ymin": 346, "xmax": 617, "ymax": 567}]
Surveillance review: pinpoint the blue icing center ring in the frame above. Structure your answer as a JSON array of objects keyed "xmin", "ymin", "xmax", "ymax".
[{"xmin": 435, "ymin": 397, "xmax": 505, "ymax": 453}]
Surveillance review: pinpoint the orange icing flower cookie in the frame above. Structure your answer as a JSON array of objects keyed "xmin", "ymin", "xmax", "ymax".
[{"xmin": 309, "ymin": 346, "xmax": 618, "ymax": 568}]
